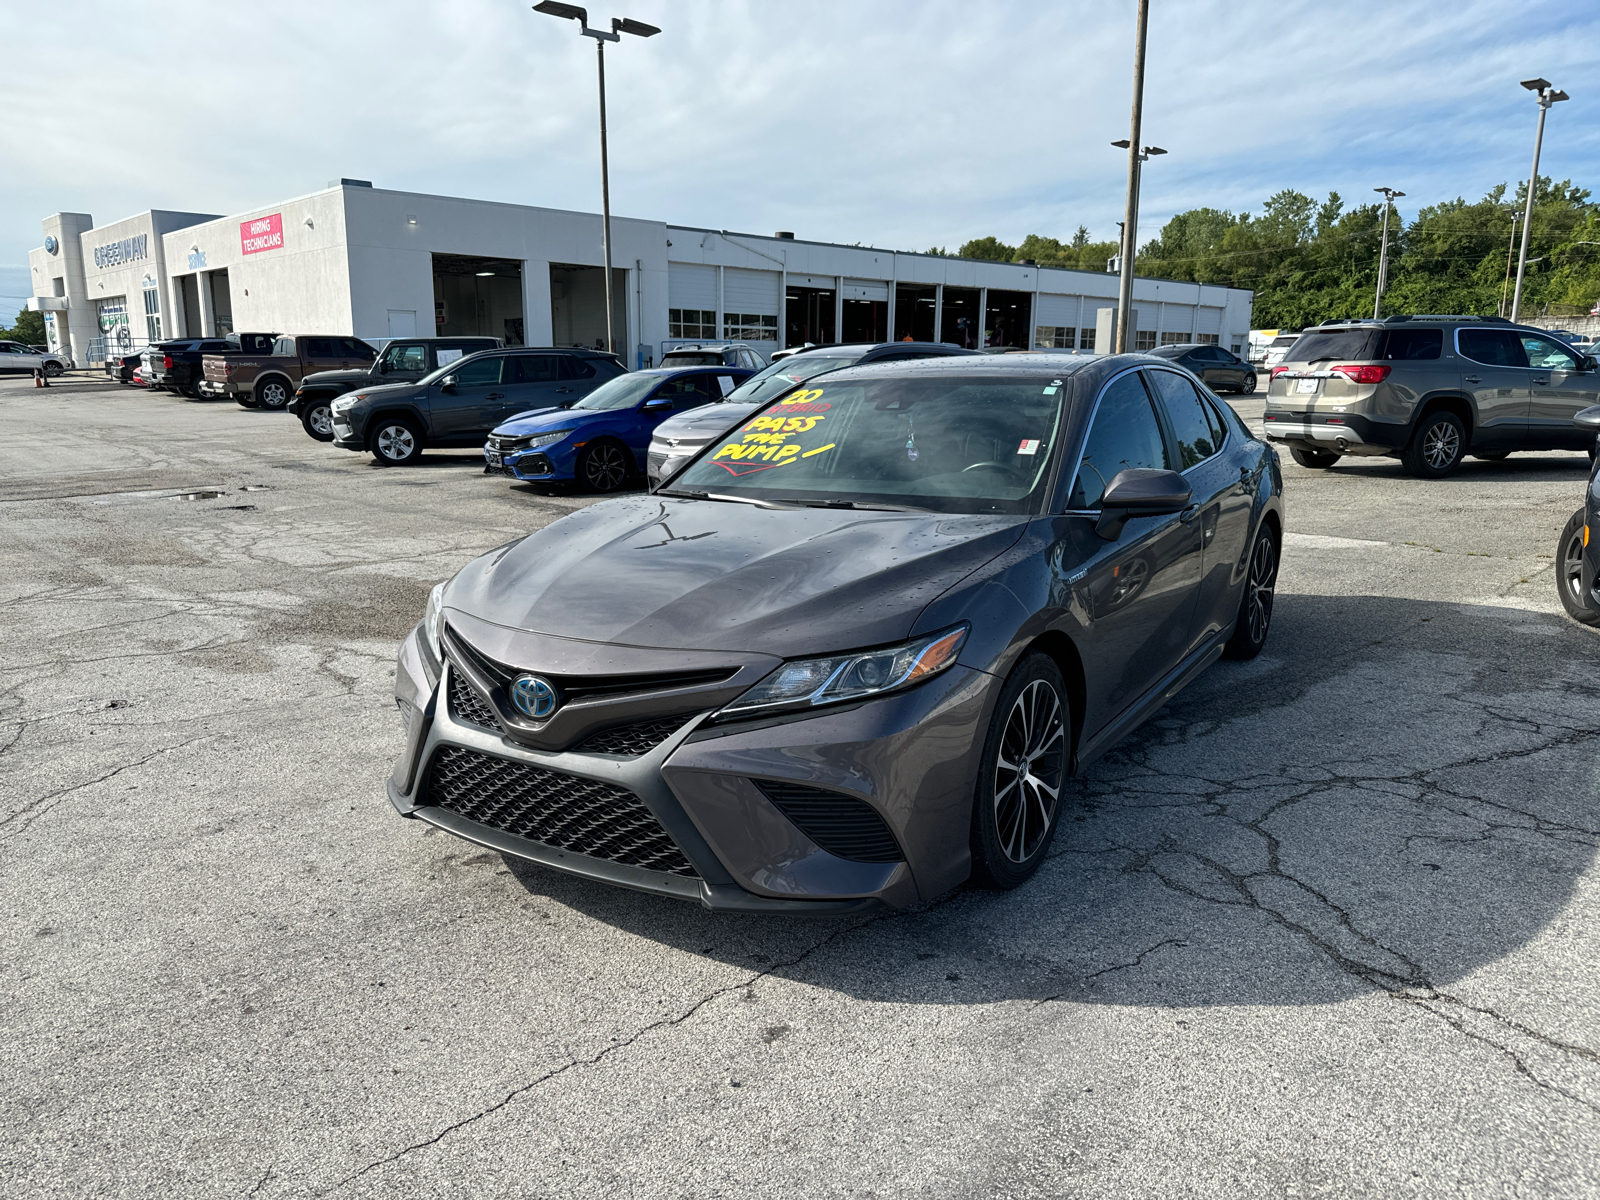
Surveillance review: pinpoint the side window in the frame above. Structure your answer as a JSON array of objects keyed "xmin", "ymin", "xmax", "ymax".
[
  {"xmin": 561, "ymin": 356, "xmax": 596, "ymax": 380},
  {"xmin": 1147, "ymin": 370, "xmax": 1221, "ymax": 469},
  {"xmin": 1520, "ymin": 334, "xmax": 1579, "ymax": 371},
  {"xmin": 273, "ymin": 337, "xmax": 295, "ymax": 356},
  {"xmin": 1201, "ymin": 395, "xmax": 1230, "ymax": 451},
  {"xmin": 304, "ymin": 337, "xmax": 336, "ymax": 358},
  {"xmin": 1380, "ymin": 328, "xmax": 1442, "ymax": 360},
  {"xmin": 511, "ymin": 355, "xmax": 561, "ymax": 383},
  {"xmin": 588, "ymin": 358, "xmax": 624, "ymax": 381},
  {"xmin": 1458, "ymin": 329, "xmax": 1529, "ymax": 368},
  {"xmin": 341, "ymin": 338, "xmax": 375, "ymax": 359},
  {"xmin": 453, "ymin": 355, "xmax": 503, "ymax": 386},
  {"xmin": 1068, "ymin": 373, "xmax": 1171, "ymax": 510},
  {"xmin": 391, "ymin": 344, "xmax": 427, "ymax": 373}
]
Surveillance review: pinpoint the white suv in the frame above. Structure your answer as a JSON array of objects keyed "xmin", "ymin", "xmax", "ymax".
[{"xmin": 0, "ymin": 340, "xmax": 69, "ymax": 376}]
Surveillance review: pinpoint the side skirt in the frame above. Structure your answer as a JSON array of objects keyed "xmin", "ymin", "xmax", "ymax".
[{"xmin": 1070, "ymin": 633, "xmax": 1227, "ymax": 775}]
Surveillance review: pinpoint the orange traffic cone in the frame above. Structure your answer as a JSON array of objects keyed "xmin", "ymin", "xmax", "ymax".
[{"xmin": 34, "ymin": 368, "xmax": 44, "ymax": 388}]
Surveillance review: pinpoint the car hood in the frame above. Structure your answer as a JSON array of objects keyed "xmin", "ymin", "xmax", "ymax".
[
  {"xmin": 494, "ymin": 407, "xmax": 591, "ymax": 433},
  {"xmin": 651, "ymin": 402, "xmax": 761, "ymax": 444},
  {"xmin": 302, "ymin": 367, "xmax": 373, "ymax": 388},
  {"xmin": 446, "ymin": 495, "xmax": 1027, "ymax": 656},
  {"xmin": 344, "ymin": 380, "xmax": 426, "ymax": 406}
]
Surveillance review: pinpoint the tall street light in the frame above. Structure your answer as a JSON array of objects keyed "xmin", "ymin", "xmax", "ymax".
[
  {"xmin": 1510, "ymin": 77, "xmax": 1569, "ymax": 325},
  {"xmin": 1372, "ymin": 186, "xmax": 1405, "ymax": 319},
  {"xmin": 533, "ymin": 2, "xmax": 660, "ymax": 356},
  {"xmin": 1112, "ymin": 0, "xmax": 1151, "ymax": 355}
]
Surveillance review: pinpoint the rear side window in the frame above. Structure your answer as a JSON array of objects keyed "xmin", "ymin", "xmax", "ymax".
[
  {"xmin": 1069, "ymin": 373, "xmax": 1172, "ymax": 509},
  {"xmin": 272, "ymin": 337, "xmax": 295, "ymax": 356},
  {"xmin": 1147, "ymin": 370, "xmax": 1223, "ymax": 469},
  {"xmin": 1380, "ymin": 329, "xmax": 1442, "ymax": 360},
  {"xmin": 561, "ymin": 357, "xmax": 596, "ymax": 380},
  {"xmin": 341, "ymin": 338, "xmax": 375, "ymax": 358},
  {"xmin": 1458, "ymin": 329, "xmax": 1528, "ymax": 368},
  {"xmin": 1288, "ymin": 329, "xmax": 1382, "ymax": 363},
  {"xmin": 304, "ymin": 338, "xmax": 337, "ymax": 358},
  {"xmin": 511, "ymin": 355, "xmax": 561, "ymax": 383}
]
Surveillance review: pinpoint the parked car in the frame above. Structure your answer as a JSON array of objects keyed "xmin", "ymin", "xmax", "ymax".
[
  {"xmin": 198, "ymin": 333, "xmax": 373, "ymax": 409},
  {"xmin": 1263, "ymin": 314, "xmax": 1600, "ymax": 478},
  {"xmin": 646, "ymin": 341, "xmax": 977, "ymax": 485},
  {"xmin": 486, "ymin": 365, "xmax": 752, "ymax": 492},
  {"xmin": 387, "ymin": 353, "xmax": 1284, "ymax": 911},
  {"xmin": 105, "ymin": 350, "xmax": 142, "ymax": 384},
  {"xmin": 0, "ymin": 340, "xmax": 69, "ymax": 376},
  {"xmin": 1557, "ymin": 404, "xmax": 1600, "ymax": 626},
  {"xmin": 659, "ymin": 343, "xmax": 765, "ymax": 370},
  {"xmin": 329, "ymin": 347, "xmax": 625, "ymax": 466},
  {"xmin": 1260, "ymin": 333, "xmax": 1301, "ymax": 369},
  {"xmin": 1146, "ymin": 343, "xmax": 1257, "ymax": 394},
  {"xmin": 291, "ymin": 336, "xmax": 502, "ymax": 441},
  {"xmin": 138, "ymin": 339, "xmax": 235, "ymax": 399}
]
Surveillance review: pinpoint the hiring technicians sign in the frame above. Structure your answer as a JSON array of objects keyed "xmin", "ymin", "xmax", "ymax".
[{"xmin": 240, "ymin": 213, "xmax": 284, "ymax": 255}]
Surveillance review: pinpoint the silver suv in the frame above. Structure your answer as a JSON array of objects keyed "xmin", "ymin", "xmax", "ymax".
[{"xmin": 1263, "ymin": 315, "xmax": 1600, "ymax": 478}]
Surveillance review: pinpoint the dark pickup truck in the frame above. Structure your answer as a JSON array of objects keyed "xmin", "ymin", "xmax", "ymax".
[
  {"xmin": 289, "ymin": 335, "xmax": 501, "ymax": 441},
  {"xmin": 145, "ymin": 338, "xmax": 236, "ymax": 398},
  {"xmin": 199, "ymin": 334, "xmax": 375, "ymax": 410}
]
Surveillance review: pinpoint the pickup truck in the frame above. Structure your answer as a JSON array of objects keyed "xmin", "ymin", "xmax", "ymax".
[
  {"xmin": 199, "ymin": 334, "xmax": 375, "ymax": 410},
  {"xmin": 142, "ymin": 338, "xmax": 237, "ymax": 398},
  {"xmin": 289, "ymin": 335, "xmax": 501, "ymax": 441}
]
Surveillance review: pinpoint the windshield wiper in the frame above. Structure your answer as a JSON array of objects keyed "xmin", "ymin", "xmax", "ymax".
[
  {"xmin": 656, "ymin": 488, "xmax": 799, "ymax": 510},
  {"xmin": 796, "ymin": 499, "xmax": 931, "ymax": 513}
]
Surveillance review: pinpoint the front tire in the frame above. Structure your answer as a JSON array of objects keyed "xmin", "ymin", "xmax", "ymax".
[
  {"xmin": 302, "ymin": 401, "xmax": 335, "ymax": 442},
  {"xmin": 969, "ymin": 653, "xmax": 1069, "ymax": 890},
  {"xmin": 255, "ymin": 377, "xmax": 291, "ymax": 410},
  {"xmin": 578, "ymin": 440, "xmax": 631, "ymax": 492},
  {"xmin": 1556, "ymin": 508, "xmax": 1600, "ymax": 626},
  {"xmin": 1402, "ymin": 410, "xmax": 1467, "ymax": 479},
  {"xmin": 1223, "ymin": 524, "xmax": 1279, "ymax": 659},
  {"xmin": 44, "ymin": 362, "xmax": 63, "ymax": 378},
  {"xmin": 1290, "ymin": 446, "xmax": 1340, "ymax": 469},
  {"xmin": 370, "ymin": 417, "xmax": 424, "ymax": 466}
]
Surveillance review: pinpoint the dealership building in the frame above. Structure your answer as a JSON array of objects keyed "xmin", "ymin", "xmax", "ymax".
[{"xmin": 27, "ymin": 180, "xmax": 1253, "ymax": 369}]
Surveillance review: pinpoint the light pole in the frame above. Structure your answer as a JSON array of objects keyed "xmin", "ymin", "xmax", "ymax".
[
  {"xmin": 1510, "ymin": 77, "xmax": 1569, "ymax": 325},
  {"xmin": 1112, "ymin": 0, "xmax": 1151, "ymax": 355},
  {"xmin": 533, "ymin": 2, "xmax": 659, "ymax": 357},
  {"xmin": 1372, "ymin": 186, "xmax": 1405, "ymax": 319}
]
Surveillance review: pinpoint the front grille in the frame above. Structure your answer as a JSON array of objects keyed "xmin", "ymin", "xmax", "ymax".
[
  {"xmin": 423, "ymin": 745, "xmax": 698, "ymax": 876},
  {"xmin": 488, "ymin": 434, "xmax": 533, "ymax": 453},
  {"xmin": 443, "ymin": 626, "xmax": 736, "ymax": 702},
  {"xmin": 754, "ymin": 780, "xmax": 904, "ymax": 863},
  {"xmin": 512, "ymin": 453, "xmax": 552, "ymax": 477},
  {"xmin": 573, "ymin": 714, "xmax": 696, "ymax": 756},
  {"xmin": 449, "ymin": 669, "xmax": 503, "ymax": 732}
]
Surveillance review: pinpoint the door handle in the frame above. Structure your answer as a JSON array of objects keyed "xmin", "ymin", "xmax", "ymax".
[
  {"xmin": 555, "ymin": 387, "xmax": 574, "ymax": 394},
  {"xmin": 1462, "ymin": 375, "xmax": 1481, "ymax": 383},
  {"xmin": 1179, "ymin": 504, "xmax": 1202, "ymax": 524},
  {"xmin": 486, "ymin": 392, "xmax": 504, "ymax": 400},
  {"xmin": 1532, "ymin": 378, "xmax": 1549, "ymax": 386}
]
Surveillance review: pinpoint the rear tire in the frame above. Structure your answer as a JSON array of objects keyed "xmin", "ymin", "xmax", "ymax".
[
  {"xmin": 1402, "ymin": 410, "xmax": 1467, "ymax": 479},
  {"xmin": 255, "ymin": 377, "xmax": 291, "ymax": 410},
  {"xmin": 1223, "ymin": 524, "xmax": 1279, "ymax": 659},
  {"xmin": 1290, "ymin": 446, "xmax": 1340, "ymax": 469},
  {"xmin": 1556, "ymin": 508, "xmax": 1600, "ymax": 626},
  {"xmin": 969, "ymin": 653, "xmax": 1069, "ymax": 890},
  {"xmin": 370, "ymin": 417, "xmax": 424, "ymax": 466},
  {"xmin": 235, "ymin": 392, "xmax": 259, "ymax": 409},
  {"xmin": 578, "ymin": 439, "xmax": 631, "ymax": 492},
  {"xmin": 1237, "ymin": 372, "xmax": 1257, "ymax": 395}
]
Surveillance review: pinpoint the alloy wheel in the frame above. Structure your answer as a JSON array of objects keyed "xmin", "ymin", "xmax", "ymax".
[
  {"xmin": 260, "ymin": 381, "xmax": 288, "ymax": 408},
  {"xmin": 308, "ymin": 405, "xmax": 333, "ymax": 437},
  {"xmin": 1563, "ymin": 528, "xmax": 1587, "ymax": 608},
  {"xmin": 584, "ymin": 442, "xmax": 628, "ymax": 491},
  {"xmin": 1246, "ymin": 532, "xmax": 1278, "ymax": 644},
  {"xmin": 377, "ymin": 425, "xmax": 415, "ymax": 461},
  {"xmin": 1422, "ymin": 419, "xmax": 1460, "ymax": 470},
  {"xmin": 993, "ymin": 679, "xmax": 1065, "ymax": 863}
]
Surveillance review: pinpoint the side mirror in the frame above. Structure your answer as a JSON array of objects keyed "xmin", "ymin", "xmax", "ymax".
[
  {"xmin": 1574, "ymin": 404, "xmax": 1600, "ymax": 432},
  {"xmin": 1582, "ymin": 355, "xmax": 1598, "ymax": 373},
  {"xmin": 642, "ymin": 397, "xmax": 671, "ymax": 411},
  {"xmin": 440, "ymin": 374, "xmax": 457, "ymax": 392},
  {"xmin": 1095, "ymin": 469, "xmax": 1193, "ymax": 540},
  {"xmin": 377, "ymin": 360, "xmax": 389, "ymax": 374}
]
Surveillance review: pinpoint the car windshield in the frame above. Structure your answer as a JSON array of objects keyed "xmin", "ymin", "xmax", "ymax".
[
  {"xmin": 570, "ymin": 373, "xmax": 661, "ymax": 411},
  {"xmin": 725, "ymin": 355, "xmax": 860, "ymax": 403},
  {"xmin": 1290, "ymin": 329, "xmax": 1382, "ymax": 363},
  {"xmin": 667, "ymin": 374, "xmax": 1065, "ymax": 515}
]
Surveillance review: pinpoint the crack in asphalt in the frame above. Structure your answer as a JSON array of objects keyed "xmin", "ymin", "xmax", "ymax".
[
  {"xmin": 0, "ymin": 735, "xmax": 212, "ymax": 845},
  {"xmin": 243, "ymin": 1164, "xmax": 275, "ymax": 1197}
]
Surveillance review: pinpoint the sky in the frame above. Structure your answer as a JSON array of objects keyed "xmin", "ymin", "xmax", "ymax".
[{"xmin": 4, "ymin": 0, "xmax": 1600, "ymax": 317}]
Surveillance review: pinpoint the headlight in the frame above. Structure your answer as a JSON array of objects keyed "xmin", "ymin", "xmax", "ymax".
[
  {"xmin": 524, "ymin": 429, "xmax": 572, "ymax": 450},
  {"xmin": 424, "ymin": 582, "xmax": 445, "ymax": 659},
  {"xmin": 716, "ymin": 625, "xmax": 968, "ymax": 719},
  {"xmin": 331, "ymin": 394, "xmax": 363, "ymax": 414}
]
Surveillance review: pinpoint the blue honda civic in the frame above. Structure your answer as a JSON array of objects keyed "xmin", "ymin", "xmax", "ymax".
[{"xmin": 484, "ymin": 365, "xmax": 753, "ymax": 492}]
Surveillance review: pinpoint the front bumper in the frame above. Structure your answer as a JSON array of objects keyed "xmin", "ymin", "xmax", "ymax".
[
  {"xmin": 485, "ymin": 443, "xmax": 575, "ymax": 482},
  {"xmin": 388, "ymin": 624, "xmax": 994, "ymax": 912}
]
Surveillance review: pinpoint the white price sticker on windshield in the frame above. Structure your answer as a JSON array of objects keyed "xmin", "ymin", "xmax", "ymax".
[
  {"xmin": 717, "ymin": 375, "xmax": 735, "ymax": 395},
  {"xmin": 1017, "ymin": 439, "xmax": 1041, "ymax": 456}
]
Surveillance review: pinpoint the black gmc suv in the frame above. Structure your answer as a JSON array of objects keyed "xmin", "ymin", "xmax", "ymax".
[{"xmin": 290, "ymin": 336, "xmax": 502, "ymax": 440}]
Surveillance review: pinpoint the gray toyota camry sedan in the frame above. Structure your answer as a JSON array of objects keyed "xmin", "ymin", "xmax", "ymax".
[{"xmin": 388, "ymin": 354, "xmax": 1285, "ymax": 913}]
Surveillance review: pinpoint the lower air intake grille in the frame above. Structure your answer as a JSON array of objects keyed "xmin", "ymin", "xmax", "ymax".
[
  {"xmin": 573, "ymin": 714, "xmax": 696, "ymax": 756},
  {"xmin": 753, "ymin": 780, "xmax": 904, "ymax": 863},
  {"xmin": 448, "ymin": 670, "xmax": 503, "ymax": 732},
  {"xmin": 424, "ymin": 745, "xmax": 698, "ymax": 877}
]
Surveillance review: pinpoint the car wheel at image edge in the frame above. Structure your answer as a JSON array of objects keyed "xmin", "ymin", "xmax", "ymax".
[
  {"xmin": 370, "ymin": 417, "xmax": 424, "ymax": 466},
  {"xmin": 1556, "ymin": 508, "xmax": 1600, "ymax": 627},
  {"xmin": 969, "ymin": 652, "xmax": 1069, "ymax": 890},
  {"xmin": 1223, "ymin": 522, "xmax": 1280, "ymax": 659},
  {"xmin": 579, "ymin": 439, "xmax": 631, "ymax": 492},
  {"xmin": 1401, "ymin": 409, "xmax": 1467, "ymax": 479},
  {"xmin": 303, "ymin": 401, "xmax": 335, "ymax": 442},
  {"xmin": 1290, "ymin": 446, "xmax": 1340, "ymax": 469}
]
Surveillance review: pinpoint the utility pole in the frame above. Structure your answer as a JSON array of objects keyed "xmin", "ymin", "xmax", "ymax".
[
  {"xmin": 1499, "ymin": 210, "xmax": 1522, "ymax": 318},
  {"xmin": 1510, "ymin": 78, "xmax": 1569, "ymax": 324},
  {"xmin": 1372, "ymin": 187, "xmax": 1404, "ymax": 319},
  {"xmin": 1114, "ymin": 0, "xmax": 1150, "ymax": 354}
]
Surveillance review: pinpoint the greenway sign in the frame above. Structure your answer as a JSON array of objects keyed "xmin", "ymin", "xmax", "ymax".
[{"xmin": 93, "ymin": 234, "xmax": 148, "ymax": 269}]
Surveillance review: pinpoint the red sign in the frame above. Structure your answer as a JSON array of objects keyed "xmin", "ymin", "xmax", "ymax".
[{"xmin": 240, "ymin": 213, "xmax": 284, "ymax": 255}]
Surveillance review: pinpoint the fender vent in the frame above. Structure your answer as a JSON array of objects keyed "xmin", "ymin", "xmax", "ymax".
[{"xmin": 753, "ymin": 780, "xmax": 904, "ymax": 863}]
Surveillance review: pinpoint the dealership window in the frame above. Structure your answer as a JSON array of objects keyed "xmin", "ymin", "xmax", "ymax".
[
  {"xmin": 1079, "ymin": 328, "xmax": 1096, "ymax": 352},
  {"xmin": 142, "ymin": 285, "xmax": 162, "ymax": 342},
  {"xmin": 1160, "ymin": 332, "xmax": 1189, "ymax": 346},
  {"xmin": 669, "ymin": 308, "xmax": 716, "ymax": 339},
  {"xmin": 1231, "ymin": 341, "xmax": 1244, "ymax": 356},
  {"xmin": 1136, "ymin": 330, "xmax": 1158, "ymax": 353},
  {"xmin": 1035, "ymin": 326, "xmax": 1075, "ymax": 349},
  {"xmin": 723, "ymin": 313, "xmax": 778, "ymax": 342},
  {"xmin": 1196, "ymin": 333, "xmax": 1219, "ymax": 346}
]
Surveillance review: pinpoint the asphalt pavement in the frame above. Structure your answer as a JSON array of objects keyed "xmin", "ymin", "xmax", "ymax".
[{"xmin": 2, "ymin": 372, "xmax": 1597, "ymax": 1198}]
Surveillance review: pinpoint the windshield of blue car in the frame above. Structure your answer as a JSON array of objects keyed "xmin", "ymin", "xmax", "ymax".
[
  {"xmin": 668, "ymin": 375, "xmax": 1065, "ymax": 515},
  {"xmin": 724, "ymin": 355, "xmax": 859, "ymax": 404},
  {"xmin": 569, "ymin": 373, "xmax": 661, "ymax": 411}
]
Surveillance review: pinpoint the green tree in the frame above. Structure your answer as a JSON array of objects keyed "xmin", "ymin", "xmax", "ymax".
[
  {"xmin": 958, "ymin": 235, "xmax": 1017, "ymax": 262},
  {"xmin": 0, "ymin": 309, "xmax": 47, "ymax": 344}
]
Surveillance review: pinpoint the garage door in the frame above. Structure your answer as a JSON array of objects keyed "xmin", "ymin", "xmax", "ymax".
[
  {"xmin": 723, "ymin": 267, "xmax": 780, "ymax": 348},
  {"xmin": 668, "ymin": 263, "xmax": 717, "ymax": 311},
  {"xmin": 842, "ymin": 278, "xmax": 888, "ymax": 301}
]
